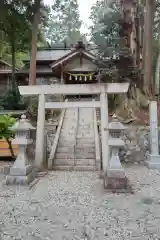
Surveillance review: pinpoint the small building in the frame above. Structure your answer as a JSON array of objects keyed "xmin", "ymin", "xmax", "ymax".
[
  {"xmin": 16, "ymin": 41, "xmax": 102, "ymax": 98},
  {"xmin": 0, "ymin": 59, "xmax": 26, "ymax": 96}
]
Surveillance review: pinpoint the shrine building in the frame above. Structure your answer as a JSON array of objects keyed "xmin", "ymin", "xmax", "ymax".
[{"xmin": 16, "ymin": 41, "xmax": 102, "ymax": 98}]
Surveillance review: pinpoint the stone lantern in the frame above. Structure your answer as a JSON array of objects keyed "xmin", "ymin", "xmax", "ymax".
[
  {"xmin": 104, "ymin": 114, "xmax": 131, "ymax": 192},
  {"xmin": 6, "ymin": 115, "xmax": 35, "ymax": 185}
]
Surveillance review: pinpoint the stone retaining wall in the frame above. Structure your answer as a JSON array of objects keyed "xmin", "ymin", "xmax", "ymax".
[
  {"xmin": 120, "ymin": 126, "xmax": 149, "ymax": 164},
  {"xmin": 98, "ymin": 125, "xmax": 150, "ymax": 164}
]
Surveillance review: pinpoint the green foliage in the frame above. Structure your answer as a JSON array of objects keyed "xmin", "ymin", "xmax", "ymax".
[
  {"xmin": 44, "ymin": 0, "xmax": 84, "ymax": 45},
  {"xmin": 31, "ymin": 99, "xmax": 38, "ymax": 116},
  {"xmin": 154, "ymin": 0, "xmax": 160, "ymax": 40},
  {"xmin": 0, "ymin": 0, "xmax": 49, "ymax": 72},
  {"xmin": 0, "ymin": 87, "xmax": 27, "ymax": 110},
  {"xmin": 0, "ymin": 114, "xmax": 16, "ymax": 158},
  {"xmin": 0, "ymin": 114, "xmax": 16, "ymax": 139},
  {"xmin": 90, "ymin": 0, "xmax": 121, "ymax": 59}
]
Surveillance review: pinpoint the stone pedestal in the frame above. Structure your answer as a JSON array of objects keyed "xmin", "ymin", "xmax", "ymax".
[
  {"xmin": 148, "ymin": 155, "xmax": 160, "ymax": 169},
  {"xmin": 148, "ymin": 101, "xmax": 160, "ymax": 169},
  {"xmin": 6, "ymin": 167, "xmax": 35, "ymax": 185},
  {"xmin": 104, "ymin": 139, "xmax": 132, "ymax": 193},
  {"xmin": 6, "ymin": 144, "xmax": 35, "ymax": 185}
]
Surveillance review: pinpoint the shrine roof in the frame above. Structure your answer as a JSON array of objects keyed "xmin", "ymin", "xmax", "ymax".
[
  {"xmin": 23, "ymin": 44, "xmax": 98, "ymax": 63},
  {"xmin": 0, "ymin": 70, "xmax": 12, "ymax": 74},
  {"xmin": 23, "ymin": 49, "xmax": 71, "ymax": 62},
  {"xmin": 0, "ymin": 59, "xmax": 18, "ymax": 74},
  {"xmin": 0, "ymin": 59, "xmax": 12, "ymax": 67},
  {"xmin": 17, "ymin": 66, "xmax": 53, "ymax": 75},
  {"xmin": 51, "ymin": 48, "xmax": 97, "ymax": 69}
]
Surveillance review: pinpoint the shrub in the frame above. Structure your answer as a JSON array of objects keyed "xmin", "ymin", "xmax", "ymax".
[{"xmin": 0, "ymin": 115, "xmax": 16, "ymax": 158}]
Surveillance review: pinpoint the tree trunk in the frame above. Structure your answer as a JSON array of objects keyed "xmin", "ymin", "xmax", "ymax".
[
  {"xmin": 135, "ymin": 3, "xmax": 140, "ymax": 69},
  {"xmin": 11, "ymin": 23, "xmax": 16, "ymax": 89},
  {"xmin": 29, "ymin": 0, "xmax": 41, "ymax": 85},
  {"xmin": 155, "ymin": 35, "xmax": 160, "ymax": 95},
  {"xmin": 6, "ymin": 138, "xmax": 15, "ymax": 159},
  {"xmin": 143, "ymin": 0, "xmax": 155, "ymax": 96}
]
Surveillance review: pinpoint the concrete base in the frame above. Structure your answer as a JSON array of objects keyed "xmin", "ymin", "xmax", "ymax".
[
  {"xmin": 10, "ymin": 165, "xmax": 32, "ymax": 176},
  {"xmin": 107, "ymin": 168, "xmax": 125, "ymax": 179},
  {"xmin": 99, "ymin": 170, "xmax": 105, "ymax": 179},
  {"xmin": 147, "ymin": 155, "xmax": 160, "ymax": 169},
  {"xmin": 103, "ymin": 175, "xmax": 133, "ymax": 193},
  {"xmin": 5, "ymin": 165, "xmax": 35, "ymax": 185}
]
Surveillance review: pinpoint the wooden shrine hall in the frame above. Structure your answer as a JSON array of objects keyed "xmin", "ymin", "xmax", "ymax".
[{"xmin": 17, "ymin": 41, "xmax": 100, "ymax": 91}]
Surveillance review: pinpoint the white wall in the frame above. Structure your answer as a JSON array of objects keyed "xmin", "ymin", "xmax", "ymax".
[{"xmin": 64, "ymin": 57, "xmax": 97, "ymax": 71}]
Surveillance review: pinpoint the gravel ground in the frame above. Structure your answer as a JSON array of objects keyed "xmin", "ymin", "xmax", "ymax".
[{"xmin": 0, "ymin": 166, "xmax": 160, "ymax": 240}]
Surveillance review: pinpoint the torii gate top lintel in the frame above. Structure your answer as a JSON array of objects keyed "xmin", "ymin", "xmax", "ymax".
[{"xmin": 19, "ymin": 83, "xmax": 130, "ymax": 96}]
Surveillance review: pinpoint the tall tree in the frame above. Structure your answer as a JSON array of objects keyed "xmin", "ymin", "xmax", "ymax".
[
  {"xmin": 29, "ymin": 0, "xmax": 41, "ymax": 85},
  {"xmin": 28, "ymin": 0, "xmax": 49, "ymax": 85},
  {"xmin": 0, "ymin": 0, "xmax": 33, "ymax": 87},
  {"xmin": 90, "ymin": 0, "xmax": 121, "ymax": 60},
  {"xmin": 89, "ymin": 0, "xmax": 151, "ymax": 120},
  {"xmin": 45, "ymin": 0, "xmax": 83, "ymax": 45},
  {"xmin": 153, "ymin": 0, "xmax": 160, "ymax": 94},
  {"xmin": 143, "ymin": 0, "xmax": 155, "ymax": 96}
]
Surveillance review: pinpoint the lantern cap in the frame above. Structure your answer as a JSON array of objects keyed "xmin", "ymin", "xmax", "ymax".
[
  {"xmin": 11, "ymin": 115, "xmax": 35, "ymax": 130},
  {"xmin": 108, "ymin": 113, "xmax": 126, "ymax": 130}
]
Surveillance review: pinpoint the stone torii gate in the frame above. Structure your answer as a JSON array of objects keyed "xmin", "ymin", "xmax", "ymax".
[{"xmin": 19, "ymin": 83, "xmax": 129, "ymax": 173}]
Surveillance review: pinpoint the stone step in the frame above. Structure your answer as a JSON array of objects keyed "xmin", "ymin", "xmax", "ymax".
[
  {"xmin": 63, "ymin": 120, "xmax": 77, "ymax": 123},
  {"xmin": 77, "ymin": 137, "xmax": 94, "ymax": 141},
  {"xmin": 59, "ymin": 137, "xmax": 76, "ymax": 140},
  {"xmin": 75, "ymin": 153, "xmax": 95, "ymax": 159},
  {"xmin": 59, "ymin": 135, "xmax": 76, "ymax": 139},
  {"xmin": 74, "ymin": 159, "xmax": 96, "ymax": 166},
  {"xmin": 53, "ymin": 165, "xmax": 97, "ymax": 171},
  {"xmin": 75, "ymin": 143, "xmax": 95, "ymax": 148},
  {"xmin": 56, "ymin": 147, "xmax": 75, "ymax": 153},
  {"xmin": 58, "ymin": 140, "xmax": 76, "ymax": 145},
  {"xmin": 60, "ymin": 131, "xmax": 76, "ymax": 135},
  {"xmin": 54, "ymin": 159, "xmax": 75, "ymax": 165},
  {"xmin": 76, "ymin": 135, "xmax": 94, "ymax": 139},
  {"xmin": 60, "ymin": 132, "xmax": 76, "ymax": 135},
  {"xmin": 55, "ymin": 153, "xmax": 75, "ymax": 159},
  {"xmin": 78, "ymin": 123, "xmax": 93, "ymax": 125},
  {"xmin": 54, "ymin": 158, "xmax": 96, "ymax": 166},
  {"xmin": 75, "ymin": 149, "xmax": 95, "ymax": 153},
  {"xmin": 75, "ymin": 147, "xmax": 95, "ymax": 152},
  {"xmin": 61, "ymin": 125, "xmax": 77, "ymax": 128},
  {"xmin": 61, "ymin": 127, "xmax": 76, "ymax": 131},
  {"xmin": 58, "ymin": 137, "xmax": 76, "ymax": 140},
  {"xmin": 76, "ymin": 140, "xmax": 95, "ymax": 144},
  {"xmin": 58, "ymin": 143, "xmax": 76, "ymax": 148},
  {"xmin": 60, "ymin": 130, "xmax": 76, "ymax": 133}
]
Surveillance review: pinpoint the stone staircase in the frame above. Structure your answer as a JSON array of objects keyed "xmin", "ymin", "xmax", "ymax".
[
  {"xmin": 54, "ymin": 108, "xmax": 78, "ymax": 169},
  {"xmin": 74, "ymin": 107, "xmax": 96, "ymax": 170},
  {"xmin": 53, "ymin": 101, "xmax": 98, "ymax": 170}
]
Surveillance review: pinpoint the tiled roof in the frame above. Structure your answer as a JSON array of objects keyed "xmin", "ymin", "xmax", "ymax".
[
  {"xmin": 0, "ymin": 59, "xmax": 12, "ymax": 67},
  {"xmin": 0, "ymin": 69, "xmax": 12, "ymax": 74},
  {"xmin": 23, "ymin": 49, "xmax": 71, "ymax": 62},
  {"xmin": 17, "ymin": 67, "xmax": 53, "ymax": 74},
  {"xmin": 23, "ymin": 46, "xmax": 98, "ymax": 62}
]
